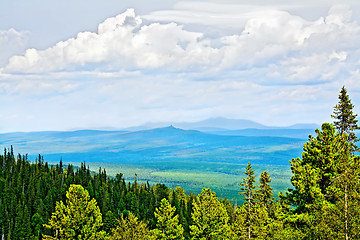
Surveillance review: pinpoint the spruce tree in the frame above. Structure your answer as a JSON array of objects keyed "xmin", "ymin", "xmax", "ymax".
[
  {"xmin": 152, "ymin": 198, "xmax": 184, "ymax": 240},
  {"xmin": 190, "ymin": 188, "xmax": 232, "ymax": 239},
  {"xmin": 239, "ymin": 162, "xmax": 257, "ymax": 239},
  {"xmin": 287, "ymin": 123, "xmax": 346, "ymax": 211},
  {"xmin": 256, "ymin": 171, "xmax": 274, "ymax": 215},
  {"xmin": 111, "ymin": 212, "xmax": 151, "ymax": 240},
  {"xmin": 43, "ymin": 184, "xmax": 106, "ymax": 240},
  {"xmin": 331, "ymin": 86, "xmax": 359, "ymax": 150}
]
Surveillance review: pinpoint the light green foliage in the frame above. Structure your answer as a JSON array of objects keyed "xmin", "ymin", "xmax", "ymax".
[
  {"xmin": 287, "ymin": 121, "xmax": 360, "ymax": 238},
  {"xmin": 190, "ymin": 188, "xmax": 232, "ymax": 240},
  {"xmin": 232, "ymin": 203, "xmax": 268, "ymax": 240},
  {"xmin": 151, "ymin": 198, "xmax": 184, "ymax": 240},
  {"xmin": 234, "ymin": 164, "xmax": 275, "ymax": 239},
  {"xmin": 311, "ymin": 154, "xmax": 360, "ymax": 239},
  {"xmin": 110, "ymin": 212, "xmax": 152, "ymax": 240},
  {"xmin": 288, "ymin": 123, "xmax": 348, "ymax": 212},
  {"xmin": 43, "ymin": 184, "xmax": 106, "ymax": 240},
  {"xmin": 232, "ymin": 205, "xmax": 247, "ymax": 239},
  {"xmin": 238, "ymin": 162, "xmax": 257, "ymax": 239}
]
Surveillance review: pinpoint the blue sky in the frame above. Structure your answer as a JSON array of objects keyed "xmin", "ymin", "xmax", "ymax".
[{"xmin": 1, "ymin": 0, "xmax": 359, "ymax": 132}]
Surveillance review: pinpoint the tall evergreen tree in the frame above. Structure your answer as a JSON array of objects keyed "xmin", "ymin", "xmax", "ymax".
[
  {"xmin": 239, "ymin": 162, "xmax": 257, "ymax": 239},
  {"xmin": 256, "ymin": 171, "xmax": 274, "ymax": 215},
  {"xmin": 331, "ymin": 86, "xmax": 359, "ymax": 150},
  {"xmin": 190, "ymin": 188, "xmax": 232, "ymax": 239},
  {"xmin": 111, "ymin": 212, "xmax": 151, "ymax": 240},
  {"xmin": 287, "ymin": 123, "xmax": 348, "ymax": 212},
  {"xmin": 286, "ymin": 122, "xmax": 360, "ymax": 238},
  {"xmin": 43, "ymin": 184, "xmax": 106, "ymax": 240},
  {"xmin": 151, "ymin": 198, "xmax": 184, "ymax": 240}
]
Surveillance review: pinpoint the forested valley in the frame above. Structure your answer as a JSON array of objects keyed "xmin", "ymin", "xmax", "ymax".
[{"xmin": 1, "ymin": 86, "xmax": 359, "ymax": 239}]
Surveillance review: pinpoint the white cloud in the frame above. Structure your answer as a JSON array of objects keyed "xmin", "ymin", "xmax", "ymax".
[
  {"xmin": 1, "ymin": 3, "xmax": 360, "ymax": 132},
  {"xmin": 3, "ymin": 5, "xmax": 360, "ymax": 85},
  {"xmin": 3, "ymin": 9, "xmax": 214, "ymax": 73},
  {"xmin": 0, "ymin": 28, "xmax": 29, "ymax": 66}
]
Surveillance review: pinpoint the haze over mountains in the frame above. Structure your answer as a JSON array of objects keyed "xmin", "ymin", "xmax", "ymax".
[
  {"xmin": 0, "ymin": 117, "xmax": 318, "ymax": 200},
  {"xmin": 0, "ymin": 118, "xmax": 315, "ymax": 165},
  {"xmin": 126, "ymin": 117, "xmax": 318, "ymax": 131}
]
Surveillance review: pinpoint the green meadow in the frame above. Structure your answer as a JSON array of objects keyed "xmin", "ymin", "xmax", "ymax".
[
  {"xmin": 76, "ymin": 160, "xmax": 293, "ymax": 203},
  {"xmin": 0, "ymin": 127, "xmax": 305, "ymax": 202}
]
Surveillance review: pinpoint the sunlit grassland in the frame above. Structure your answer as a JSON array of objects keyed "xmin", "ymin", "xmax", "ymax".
[
  {"xmin": 1, "ymin": 128, "xmax": 303, "ymax": 203},
  {"xmin": 67, "ymin": 160, "xmax": 293, "ymax": 203}
]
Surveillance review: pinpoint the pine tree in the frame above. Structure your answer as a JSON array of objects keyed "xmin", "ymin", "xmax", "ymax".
[
  {"xmin": 287, "ymin": 123, "xmax": 347, "ymax": 212},
  {"xmin": 43, "ymin": 184, "xmax": 106, "ymax": 240},
  {"xmin": 232, "ymin": 203, "xmax": 268, "ymax": 240},
  {"xmin": 151, "ymin": 198, "xmax": 184, "ymax": 240},
  {"xmin": 256, "ymin": 171, "xmax": 274, "ymax": 215},
  {"xmin": 317, "ymin": 151, "xmax": 360, "ymax": 239},
  {"xmin": 103, "ymin": 210, "xmax": 118, "ymax": 234},
  {"xmin": 31, "ymin": 213, "xmax": 44, "ymax": 240},
  {"xmin": 286, "ymin": 122, "xmax": 360, "ymax": 238},
  {"xmin": 190, "ymin": 188, "xmax": 232, "ymax": 239},
  {"xmin": 239, "ymin": 162, "xmax": 257, "ymax": 239},
  {"xmin": 332, "ymin": 86, "xmax": 359, "ymax": 150},
  {"xmin": 111, "ymin": 212, "xmax": 151, "ymax": 240}
]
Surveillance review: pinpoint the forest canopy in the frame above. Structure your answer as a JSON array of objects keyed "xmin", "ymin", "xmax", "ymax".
[{"xmin": 0, "ymin": 86, "xmax": 359, "ymax": 239}]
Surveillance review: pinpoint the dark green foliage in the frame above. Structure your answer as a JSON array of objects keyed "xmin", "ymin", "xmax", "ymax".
[
  {"xmin": 285, "ymin": 121, "xmax": 360, "ymax": 239},
  {"xmin": 1, "ymin": 87, "xmax": 359, "ymax": 240},
  {"xmin": 331, "ymin": 86, "xmax": 360, "ymax": 150},
  {"xmin": 256, "ymin": 171, "xmax": 274, "ymax": 216},
  {"xmin": 0, "ymin": 147, "xmax": 197, "ymax": 239}
]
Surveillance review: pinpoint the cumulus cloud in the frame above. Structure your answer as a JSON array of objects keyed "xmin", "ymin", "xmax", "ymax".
[
  {"xmin": 3, "ymin": 9, "xmax": 214, "ymax": 73},
  {"xmin": 0, "ymin": 28, "xmax": 29, "ymax": 67},
  {"xmin": 3, "ymin": 5, "xmax": 360, "ymax": 86},
  {"xmin": 1, "ymin": 4, "xmax": 360, "ymax": 132}
]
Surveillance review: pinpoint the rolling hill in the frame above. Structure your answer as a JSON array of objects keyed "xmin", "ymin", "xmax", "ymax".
[
  {"xmin": 0, "ymin": 126, "xmax": 306, "ymax": 165},
  {"xmin": 0, "ymin": 124, "xmax": 314, "ymax": 201}
]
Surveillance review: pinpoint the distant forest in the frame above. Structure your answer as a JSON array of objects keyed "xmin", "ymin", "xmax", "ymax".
[{"xmin": 0, "ymin": 86, "xmax": 359, "ymax": 239}]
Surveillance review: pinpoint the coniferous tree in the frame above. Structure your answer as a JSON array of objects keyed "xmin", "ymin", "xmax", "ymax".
[
  {"xmin": 287, "ymin": 123, "xmax": 347, "ymax": 212},
  {"xmin": 331, "ymin": 86, "xmax": 359, "ymax": 150},
  {"xmin": 239, "ymin": 162, "xmax": 256, "ymax": 239},
  {"xmin": 315, "ymin": 150, "xmax": 360, "ymax": 239},
  {"xmin": 286, "ymin": 123, "xmax": 360, "ymax": 238},
  {"xmin": 256, "ymin": 171, "xmax": 274, "ymax": 215},
  {"xmin": 110, "ymin": 212, "xmax": 151, "ymax": 240},
  {"xmin": 190, "ymin": 188, "xmax": 232, "ymax": 239},
  {"xmin": 31, "ymin": 212, "xmax": 44, "ymax": 239},
  {"xmin": 103, "ymin": 210, "xmax": 118, "ymax": 234},
  {"xmin": 43, "ymin": 184, "xmax": 106, "ymax": 240},
  {"xmin": 151, "ymin": 198, "xmax": 184, "ymax": 240}
]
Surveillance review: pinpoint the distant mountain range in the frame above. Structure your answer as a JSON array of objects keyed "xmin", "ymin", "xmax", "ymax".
[
  {"xmin": 125, "ymin": 117, "xmax": 319, "ymax": 132},
  {"xmin": 0, "ymin": 124, "xmax": 309, "ymax": 166},
  {"xmin": 0, "ymin": 123, "xmax": 314, "ymax": 200}
]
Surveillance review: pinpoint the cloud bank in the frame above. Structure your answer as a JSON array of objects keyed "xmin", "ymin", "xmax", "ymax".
[
  {"xmin": 1, "ymin": 4, "xmax": 360, "ymax": 132},
  {"xmin": 3, "ymin": 6, "xmax": 360, "ymax": 82}
]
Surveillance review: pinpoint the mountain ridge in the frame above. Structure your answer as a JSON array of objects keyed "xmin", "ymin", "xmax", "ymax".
[{"xmin": 124, "ymin": 117, "xmax": 319, "ymax": 131}]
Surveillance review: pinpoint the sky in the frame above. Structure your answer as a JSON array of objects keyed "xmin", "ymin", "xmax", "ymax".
[{"xmin": 1, "ymin": 0, "xmax": 360, "ymax": 132}]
